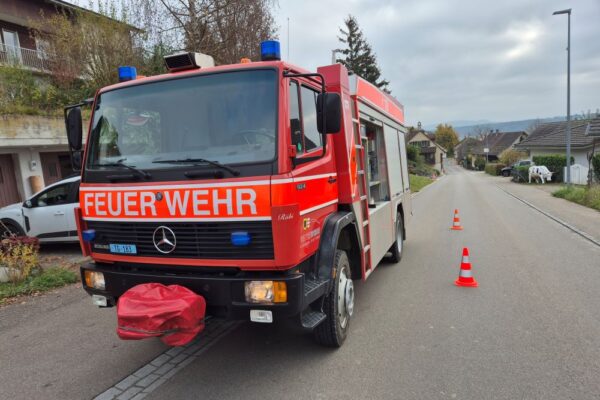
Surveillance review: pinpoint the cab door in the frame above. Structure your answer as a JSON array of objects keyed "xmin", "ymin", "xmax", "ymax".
[{"xmin": 287, "ymin": 80, "xmax": 338, "ymax": 258}]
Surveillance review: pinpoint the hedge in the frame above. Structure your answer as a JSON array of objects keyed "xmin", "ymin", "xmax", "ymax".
[
  {"xmin": 474, "ymin": 157, "xmax": 486, "ymax": 171},
  {"xmin": 408, "ymin": 160, "xmax": 436, "ymax": 177},
  {"xmin": 511, "ymin": 166, "xmax": 530, "ymax": 182},
  {"xmin": 532, "ymin": 155, "xmax": 574, "ymax": 183},
  {"xmin": 592, "ymin": 154, "xmax": 600, "ymax": 182},
  {"xmin": 407, "ymin": 145, "xmax": 420, "ymax": 162},
  {"xmin": 484, "ymin": 163, "xmax": 506, "ymax": 176}
]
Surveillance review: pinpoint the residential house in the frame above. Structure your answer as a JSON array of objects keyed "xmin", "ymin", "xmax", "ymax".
[
  {"xmin": 585, "ymin": 117, "xmax": 600, "ymax": 138},
  {"xmin": 0, "ymin": 0, "xmax": 131, "ymax": 207},
  {"xmin": 515, "ymin": 118, "xmax": 600, "ymax": 167},
  {"xmin": 406, "ymin": 129, "xmax": 447, "ymax": 172},
  {"xmin": 471, "ymin": 130, "xmax": 528, "ymax": 162},
  {"xmin": 454, "ymin": 137, "xmax": 480, "ymax": 165}
]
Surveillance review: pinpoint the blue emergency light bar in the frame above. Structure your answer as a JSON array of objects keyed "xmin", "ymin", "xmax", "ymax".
[
  {"xmin": 118, "ymin": 66, "xmax": 137, "ymax": 82},
  {"xmin": 260, "ymin": 40, "xmax": 281, "ymax": 61}
]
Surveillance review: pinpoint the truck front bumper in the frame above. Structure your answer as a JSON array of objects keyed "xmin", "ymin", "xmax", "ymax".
[{"xmin": 80, "ymin": 262, "xmax": 306, "ymax": 320}]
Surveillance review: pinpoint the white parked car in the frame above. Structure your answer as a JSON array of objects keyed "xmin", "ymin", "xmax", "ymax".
[{"xmin": 0, "ymin": 176, "xmax": 80, "ymax": 242}]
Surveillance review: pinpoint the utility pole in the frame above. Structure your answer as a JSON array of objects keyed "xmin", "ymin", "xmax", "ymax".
[{"xmin": 553, "ymin": 8, "xmax": 572, "ymax": 185}]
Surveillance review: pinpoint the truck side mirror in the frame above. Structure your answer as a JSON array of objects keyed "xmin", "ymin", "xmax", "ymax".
[
  {"xmin": 66, "ymin": 107, "xmax": 83, "ymax": 151},
  {"xmin": 65, "ymin": 107, "xmax": 83, "ymax": 170},
  {"xmin": 317, "ymin": 93, "xmax": 341, "ymax": 134}
]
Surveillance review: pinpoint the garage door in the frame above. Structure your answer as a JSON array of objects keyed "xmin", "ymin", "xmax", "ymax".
[
  {"xmin": 40, "ymin": 152, "xmax": 71, "ymax": 186},
  {"xmin": 0, "ymin": 154, "xmax": 21, "ymax": 207}
]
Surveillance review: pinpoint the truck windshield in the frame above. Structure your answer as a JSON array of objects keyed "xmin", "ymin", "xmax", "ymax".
[{"xmin": 86, "ymin": 69, "xmax": 277, "ymax": 171}]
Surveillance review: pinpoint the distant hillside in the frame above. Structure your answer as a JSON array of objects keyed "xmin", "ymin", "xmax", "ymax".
[
  {"xmin": 422, "ymin": 112, "xmax": 600, "ymax": 138},
  {"xmin": 453, "ymin": 117, "xmax": 566, "ymax": 138},
  {"xmin": 423, "ymin": 120, "xmax": 491, "ymax": 130}
]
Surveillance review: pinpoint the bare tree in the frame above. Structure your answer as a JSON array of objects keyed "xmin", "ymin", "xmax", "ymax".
[
  {"xmin": 156, "ymin": 0, "xmax": 277, "ymax": 65},
  {"xmin": 470, "ymin": 125, "xmax": 492, "ymax": 140},
  {"xmin": 31, "ymin": 8, "xmax": 144, "ymax": 90}
]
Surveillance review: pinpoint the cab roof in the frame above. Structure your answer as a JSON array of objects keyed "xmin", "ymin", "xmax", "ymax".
[{"xmin": 98, "ymin": 60, "xmax": 313, "ymax": 95}]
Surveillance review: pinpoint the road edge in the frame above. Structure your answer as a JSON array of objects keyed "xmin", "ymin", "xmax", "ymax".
[
  {"xmin": 495, "ymin": 184, "xmax": 600, "ymax": 248},
  {"xmin": 412, "ymin": 174, "xmax": 445, "ymax": 198}
]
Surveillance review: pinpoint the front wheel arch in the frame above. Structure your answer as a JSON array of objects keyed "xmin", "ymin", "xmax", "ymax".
[{"xmin": 0, "ymin": 219, "xmax": 25, "ymax": 237}]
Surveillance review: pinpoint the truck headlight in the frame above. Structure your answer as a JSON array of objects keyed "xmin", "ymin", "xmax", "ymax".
[
  {"xmin": 244, "ymin": 281, "xmax": 287, "ymax": 304},
  {"xmin": 84, "ymin": 270, "xmax": 105, "ymax": 290}
]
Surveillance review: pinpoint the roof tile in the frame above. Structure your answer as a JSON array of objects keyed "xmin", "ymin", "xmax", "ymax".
[{"xmin": 517, "ymin": 119, "xmax": 597, "ymax": 149}]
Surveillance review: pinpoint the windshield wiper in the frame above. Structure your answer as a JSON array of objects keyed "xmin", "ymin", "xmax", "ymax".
[
  {"xmin": 93, "ymin": 159, "xmax": 151, "ymax": 179},
  {"xmin": 153, "ymin": 158, "xmax": 240, "ymax": 176}
]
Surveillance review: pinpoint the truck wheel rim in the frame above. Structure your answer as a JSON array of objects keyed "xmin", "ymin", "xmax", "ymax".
[
  {"xmin": 345, "ymin": 279, "xmax": 354, "ymax": 318},
  {"xmin": 396, "ymin": 220, "xmax": 403, "ymax": 254},
  {"xmin": 338, "ymin": 268, "xmax": 353, "ymax": 329}
]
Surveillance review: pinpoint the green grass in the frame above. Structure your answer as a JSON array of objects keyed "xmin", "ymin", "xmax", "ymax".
[
  {"xmin": 552, "ymin": 185, "xmax": 600, "ymax": 211},
  {"xmin": 410, "ymin": 174, "xmax": 434, "ymax": 192},
  {"xmin": 0, "ymin": 267, "xmax": 78, "ymax": 304}
]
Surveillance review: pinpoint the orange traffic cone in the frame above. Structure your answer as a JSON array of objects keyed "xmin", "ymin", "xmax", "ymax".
[
  {"xmin": 450, "ymin": 209, "xmax": 463, "ymax": 231},
  {"xmin": 455, "ymin": 247, "xmax": 478, "ymax": 287}
]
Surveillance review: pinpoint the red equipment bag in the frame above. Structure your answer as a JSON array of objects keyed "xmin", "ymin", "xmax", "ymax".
[{"xmin": 117, "ymin": 283, "xmax": 206, "ymax": 346}]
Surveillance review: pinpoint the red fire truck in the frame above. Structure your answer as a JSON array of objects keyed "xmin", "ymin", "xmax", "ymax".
[{"xmin": 66, "ymin": 41, "xmax": 412, "ymax": 347}]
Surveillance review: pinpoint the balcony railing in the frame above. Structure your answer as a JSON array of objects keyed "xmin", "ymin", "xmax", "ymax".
[{"xmin": 0, "ymin": 44, "xmax": 51, "ymax": 71}]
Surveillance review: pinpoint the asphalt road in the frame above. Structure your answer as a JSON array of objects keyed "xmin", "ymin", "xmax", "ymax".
[{"xmin": 2, "ymin": 166, "xmax": 600, "ymax": 400}]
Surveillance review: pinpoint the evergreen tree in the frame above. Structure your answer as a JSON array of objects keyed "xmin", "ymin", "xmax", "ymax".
[{"xmin": 336, "ymin": 15, "xmax": 390, "ymax": 92}]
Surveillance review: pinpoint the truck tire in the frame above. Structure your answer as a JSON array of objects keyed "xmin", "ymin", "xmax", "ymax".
[
  {"xmin": 388, "ymin": 213, "xmax": 404, "ymax": 263},
  {"xmin": 314, "ymin": 250, "xmax": 353, "ymax": 347}
]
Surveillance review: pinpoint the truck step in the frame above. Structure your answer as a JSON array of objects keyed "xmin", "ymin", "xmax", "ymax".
[
  {"xmin": 304, "ymin": 279, "xmax": 329, "ymax": 306},
  {"xmin": 301, "ymin": 311, "xmax": 327, "ymax": 329}
]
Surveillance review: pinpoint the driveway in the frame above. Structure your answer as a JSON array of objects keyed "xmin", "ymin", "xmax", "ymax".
[{"xmin": 489, "ymin": 174, "xmax": 600, "ymax": 243}]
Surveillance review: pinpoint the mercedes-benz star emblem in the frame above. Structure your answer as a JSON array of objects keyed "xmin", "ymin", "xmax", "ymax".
[{"xmin": 153, "ymin": 226, "xmax": 176, "ymax": 254}]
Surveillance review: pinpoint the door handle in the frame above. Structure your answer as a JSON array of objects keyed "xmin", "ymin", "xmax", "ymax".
[
  {"xmin": 328, "ymin": 177, "xmax": 337, "ymax": 184},
  {"xmin": 54, "ymin": 211, "xmax": 65, "ymax": 216}
]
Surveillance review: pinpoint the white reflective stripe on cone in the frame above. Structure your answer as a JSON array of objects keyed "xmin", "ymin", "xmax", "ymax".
[
  {"xmin": 460, "ymin": 269, "xmax": 473, "ymax": 278},
  {"xmin": 462, "ymin": 256, "xmax": 470, "ymax": 263}
]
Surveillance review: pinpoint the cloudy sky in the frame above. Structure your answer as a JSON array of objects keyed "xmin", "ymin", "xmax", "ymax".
[{"xmin": 275, "ymin": 0, "xmax": 600, "ymax": 126}]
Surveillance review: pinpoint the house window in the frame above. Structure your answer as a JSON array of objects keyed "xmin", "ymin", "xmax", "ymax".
[
  {"xmin": 412, "ymin": 140, "xmax": 430, "ymax": 148},
  {"xmin": 2, "ymin": 29, "xmax": 22, "ymax": 63}
]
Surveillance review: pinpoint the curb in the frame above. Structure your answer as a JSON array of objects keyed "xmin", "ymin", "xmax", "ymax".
[
  {"xmin": 93, "ymin": 320, "xmax": 241, "ymax": 400},
  {"xmin": 495, "ymin": 184, "xmax": 600, "ymax": 248},
  {"xmin": 412, "ymin": 175, "xmax": 445, "ymax": 198}
]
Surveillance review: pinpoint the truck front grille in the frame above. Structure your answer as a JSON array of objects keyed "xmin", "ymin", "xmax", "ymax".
[{"xmin": 86, "ymin": 221, "xmax": 274, "ymax": 259}]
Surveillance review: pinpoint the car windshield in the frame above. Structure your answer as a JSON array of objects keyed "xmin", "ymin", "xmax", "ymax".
[{"xmin": 86, "ymin": 69, "xmax": 277, "ymax": 171}]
